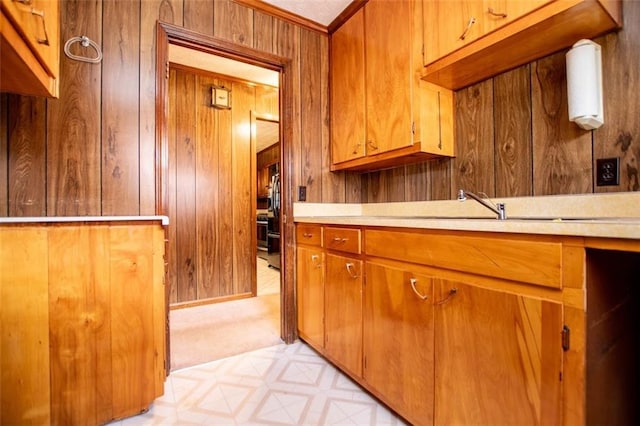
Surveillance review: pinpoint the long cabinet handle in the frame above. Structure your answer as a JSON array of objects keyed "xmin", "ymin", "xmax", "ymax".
[
  {"xmin": 303, "ymin": 232, "xmax": 314, "ymax": 238},
  {"xmin": 30, "ymin": 8, "xmax": 50, "ymax": 45},
  {"xmin": 435, "ymin": 288, "xmax": 458, "ymax": 305},
  {"xmin": 332, "ymin": 237, "xmax": 348, "ymax": 244},
  {"xmin": 409, "ymin": 278, "xmax": 428, "ymax": 301},
  {"xmin": 487, "ymin": 7, "xmax": 507, "ymax": 18},
  {"xmin": 458, "ymin": 17, "xmax": 476, "ymax": 40},
  {"xmin": 345, "ymin": 262, "xmax": 359, "ymax": 279}
]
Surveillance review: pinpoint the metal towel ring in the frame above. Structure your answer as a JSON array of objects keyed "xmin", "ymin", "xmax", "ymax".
[{"xmin": 63, "ymin": 36, "xmax": 102, "ymax": 64}]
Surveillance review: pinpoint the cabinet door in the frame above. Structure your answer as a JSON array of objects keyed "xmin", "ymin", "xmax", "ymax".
[
  {"xmin": 423, "ymin": 0, "xmax": 484, "ymax": 65},
  {"xmin": 482, "ymin": 0, "xmax": 551, "ymax": 34},
  {"xmin": 435, "ymin": 278, "xmax": 563, "ymax": 425},
  {"xmin": 325, "ymin": 253, "xmax": 363, "ymax": 377},
  {"xmin": 296, "ymin": 246, "xmax": 325, "ymax": 350},
  {"xmin": 365, "ymin": 0, "xmax": 414, "ymax": 154},
  {"xmin": 364, "ymin": 262, "xmax": 434, "ymax": 425},
  {"xmin": 330, "ymin": 8, "xmax": 366, "ymax": 164},
  {"xmin": 1, "ymin": 0, "xmax": 59, "ymax": 77}
]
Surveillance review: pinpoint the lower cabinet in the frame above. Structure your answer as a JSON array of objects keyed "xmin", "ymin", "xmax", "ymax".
[
  {"xmin": 325, "ymin": 253, "xmax": 363, "ymax": 378},
  {"xmin": 363, "ymin": 261, "xmax": 435, "ymax": 425},
  {"xmin": 296, "ymin": 245, "xmax": 325, "ymax": 350},
  {"xmin": 434, "ymin": 278, "xmax": 563, "ymax": 425},
  {"xmin": 295, "ymin": 223, "xmax": 573, "ymax": 425}
]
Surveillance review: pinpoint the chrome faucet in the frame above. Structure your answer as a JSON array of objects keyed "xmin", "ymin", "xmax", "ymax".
[{"xmin": 457, "ymin": 189, "xmax": 507, "ymax": 220}]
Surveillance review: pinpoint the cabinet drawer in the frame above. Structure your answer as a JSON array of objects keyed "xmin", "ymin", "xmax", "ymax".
[
  {"xmin": 324, "ymin": 227, "xmax": 361, "ymax": 254},
  {"xmin": 296, "ymin": 224, "xmax": 322, "ymax": 247},
  {"xmin": 365, "ymin": 229, "xmax": 563, "ymax": 289}
]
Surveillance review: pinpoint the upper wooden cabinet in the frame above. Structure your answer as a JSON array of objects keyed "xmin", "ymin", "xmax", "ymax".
[
  {"xmin": 423, "ymin": 0, "xmax": 551, "ymax": 66},
  {"xmin": 330, "ymin": 0, "xmax": 454, "ymax": 172},
  {"xmin": 422, "ymin": 0, "xmax": 622, "ymax": 89},
  {"xmin": 0, "ymin": 0, "xmax": 60, "ymax": 97}
]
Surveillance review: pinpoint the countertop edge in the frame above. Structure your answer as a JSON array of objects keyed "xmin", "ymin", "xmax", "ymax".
[
  {"xmin": 294, "ymin": 216, "xmax": 640, "ymax": 240},
  {"xmin": 0, "ymin": 215, "xmax": 170, "ymax": 226}
]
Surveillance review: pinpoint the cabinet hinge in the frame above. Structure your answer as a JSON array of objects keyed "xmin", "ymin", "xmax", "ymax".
[
  {"xmin": 363, "ymin": 355, "xmax": 367, "ymax": 370},
  {"xmin": 562, "ymin": 325, "xmax": 570, "ymax": 351},
  {"xmin": 411, "ymin": 121, "xmax": 416, "ymax": 135},
  {"xmin": 165, "ymin": 61, "xmax": 170, "ymax": 80}
]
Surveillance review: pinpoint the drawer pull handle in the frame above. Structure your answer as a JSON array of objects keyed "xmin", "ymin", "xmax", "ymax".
[
  {"xmin": 435, "ymin": 288, "xmax": 458, "ymax": 305},
  {"xmin": 345, "ymin": 262, "xmax": 359, "ymax": 279},
  {"xmin": 487, "ymin": 7, "xmax": 507, "ymax": 18},
  {"xmin": 30, "ymin": 8, "xmax": 50, "ymax": 45},
  {"xmin": 311, "ymin": 254, "xmax": 322, "ymax": 268},
  {"xmin": 332, "ymin": 237, "xmax": 348, "ymax": 244},
  {"xmin": 303, "ymin": 232, "xmax": 314, "ymax": 238},
  {"xmin": 459, "ymin": 17, "xmax": 476, "ymax": 40},
  {"xmin": 409, "ymin": 278, "xmax": 428, "ymax": 301},
  {"xmin": 367, "ymin": 140, "xmax": 378, "ymax": 151}
]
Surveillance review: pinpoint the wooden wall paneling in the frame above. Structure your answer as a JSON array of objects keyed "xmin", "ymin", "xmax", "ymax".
[
  {"xmin": 451, "ymin": 80, "xmax": 495, "ymax": 196},
  {"xmin": 46, "ymin": 0, "xmax": 101, "ymax": 217},
  {"xmin": 428, "ymin": 157, "xmax": 452, "ymax": 200},
  {"xmin": 0, "ymin": 227, "xmax": 50, "ymax": 424},
  {"xmin": 0, "ymin": 95, "xmax": 7, "ymax": 216},
  {"xmin": 365, "ymin": 168, "xmax": 407, "ymax": 203},
  {"xmin": 494, "ymin": 65, "xmax": 533, "ymax": 197},
  {"xmin": 274, "ymin": 17, "xmax": 300, "ymax": 343},
  {"xmin": 532, "ymin": 52, "xmax": 593, "ymax": 196},
  {"xmin": 175, "ymin": 70, "xmax": 197, "ymax": 302},
  {"xmin": 253, "ymin": 11, "xmax": 274, "ymax": 53},
  {"xmin": 140, "ymin": 0, "xmax": 184, "ymax": 215},
  {"xmin": 345, "ymin": 172, "xmax": 363, "ymax": 203},
  {"xmin": 319, "ymin": 32, "xmax": 346, "ymax": 203},
  {"xmin": 300, "ymin": 29, "xmax": 323, "ymax": 203},
  {"xmin": 167, "ymin": 68, "xmax": 179, "ymax": 304},
  {"xmin": 7, "ymin": 95, "xmax": 46, "ymax": 216},
  {"xmin": 595, "ymin": 0, "xmax": 640, "ymax": 192},
  {"xmin": 48, "ymin": 226, "xmax": 111, "ymax": 425},
  {"xmin": 405, "ymin": 163, "xmax": 429, "ymax": 201},
  {"xmin": 217, "ymin": 77, "xmax": 234, "ymax": 296},
  {"xmin": 231, "ymin": 81, "xmax": 255, "ymax": 294},
  {"xmin": 195, "ymin": 75, "xmax": 221, "ymax": 299},
  {"xmin": 183, "ymin": 0, "xmax": 214, "ymax": 35},
  {"xmin": 109, "ymin": 225, "xmax": 156, "ymax": 419},
  {"xmin": 101, "ymin": 0, "xmax": 141, "ymax": 215},
  {"xmin": 213, "ymin": 0, "xmax": 254, "ymax": 46},
  {"xmin": 255, "ymin": 85, "xmax": 279, "ymax": 117}
]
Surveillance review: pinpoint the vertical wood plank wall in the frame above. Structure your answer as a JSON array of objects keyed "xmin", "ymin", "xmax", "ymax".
[
  {"xmin": 0, "ymin": 0, "xmax": 639, "ymax": 215},
  {"xmin": 168, "ymin": 66, "xmax": 276, "ymax": 304}
]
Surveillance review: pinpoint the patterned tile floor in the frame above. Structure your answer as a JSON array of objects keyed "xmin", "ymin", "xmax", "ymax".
[{"xmin": 117, "ymin": 342, "xmax": 407, "ymax": 425}]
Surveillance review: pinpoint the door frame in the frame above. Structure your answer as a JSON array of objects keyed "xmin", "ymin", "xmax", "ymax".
[{"xmin": 155, "ymin": 22, "xmax": 297, "ymax": 372}]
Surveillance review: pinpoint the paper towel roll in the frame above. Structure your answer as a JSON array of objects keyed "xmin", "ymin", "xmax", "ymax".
[{"xmin": 566, "ymin": 39, "xmax": 603, "ymax": 130}]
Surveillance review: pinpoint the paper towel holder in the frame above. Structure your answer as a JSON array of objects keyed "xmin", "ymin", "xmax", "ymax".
[{"xmin": 566, "ymin": 39, "xmax": 603, "ymax": 130}]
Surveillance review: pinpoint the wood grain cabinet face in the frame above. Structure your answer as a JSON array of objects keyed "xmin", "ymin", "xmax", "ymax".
[
  {"xmin": 0, "ymin": 0, "xmax": 60, "ymax": 97},
  {"xmin": 363, "ymin": 262, "xmax": 435, "ymax": 425},
  {"xmin": 423, "ymin": 0, "xmax": 551, "ymax": 66},
  {"xmin": 330, "ymin": 7, "xmax": 366, "ymax": 165},
  {"xmin": 434, "ymin": 278, "xmax": 563, "ymax": 424},
  {"xmin": 0, "ymin": 223, "xmax": 165, "ymax": 425},
  {"xmin": 296, "ymin": 245, "xmax": 325, "ymax": 350},
  {"xmin": 324, "ymin": 252, "xmax": 363, "ymax": 378},
  {"xmin": 422, "ymin": 0, "xmax": 622, "ymax": 89},
  {"xmin": 330, "ymin": 0, "xmax": 454, "ymax": 172}
]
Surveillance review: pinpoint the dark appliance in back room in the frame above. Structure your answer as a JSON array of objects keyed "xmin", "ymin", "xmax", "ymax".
[{"xmin": 266, "ymin": 164, "xmax": 280, "ymax": 269}]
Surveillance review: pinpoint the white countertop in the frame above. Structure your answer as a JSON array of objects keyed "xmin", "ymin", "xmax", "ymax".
[
  {"xmin": 0, "ymin": 215, "xmax": 170, "ymax": 225},
  {"xmin": 293, "ymin": 193, "xmax": 640, "ymax": 240}
]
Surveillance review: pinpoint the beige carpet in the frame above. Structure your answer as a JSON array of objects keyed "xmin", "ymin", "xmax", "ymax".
[{"xmin": 169, "ymin": 258, "xmax": 282, "ymax": 371}]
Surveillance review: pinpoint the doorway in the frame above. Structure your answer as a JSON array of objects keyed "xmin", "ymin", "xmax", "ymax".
[{"xmin": 156, "ymin": 22, "xmax": 296, "ymax": 371}]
